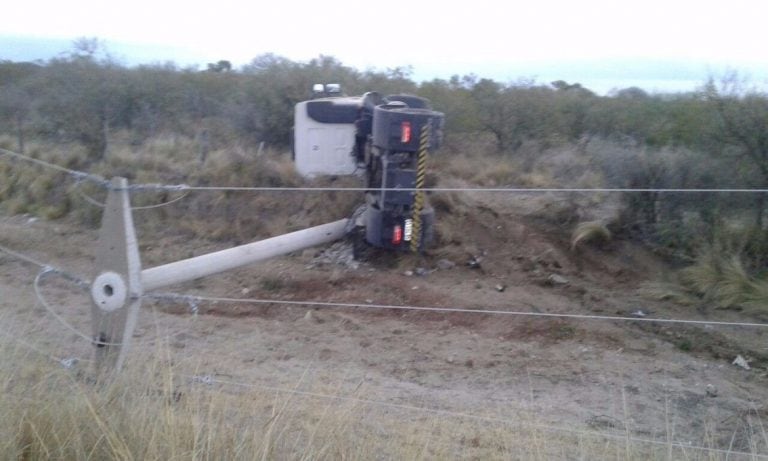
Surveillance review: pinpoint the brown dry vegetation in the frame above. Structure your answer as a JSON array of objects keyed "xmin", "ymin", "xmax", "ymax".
[
  {"xmin": 2, "ymin": 133, "xmax": 768, "ymax": 459},
  {"xmin": 3, "ymin": 49, "xmax": 768, "ymax": 459},
  {"xmin": 4, "ymin": 337, "xmax": 760, "ymax": 461}
]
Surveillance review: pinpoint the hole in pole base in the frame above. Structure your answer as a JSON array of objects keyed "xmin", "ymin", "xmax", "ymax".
[{"xmin": 95, "ymin": 333, "xmax": 108, "ymax": 348}]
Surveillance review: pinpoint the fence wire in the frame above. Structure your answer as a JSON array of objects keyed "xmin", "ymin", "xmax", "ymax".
[
  {"xmin": 3, "ymin": 147, "xmax": 768, "ymax": 194},
  {"xmin": 2, "ymin": 242, "xmax": 767, "ymax": 458},
  {"xmin": 1, "ymin": 323, "xmax": 762, "ymax": 459},
  {"xmin": 148, "ymin": 292, "xmax": 768, "ymax": 329},
  {"xmin": 0, "ymin": 147, "xmax": 109, "ymax": 187},
  {"xmin": 183, "ymin": 373, "xmax": 768, "ymax": 459},
  {"xmin": 3, "ymin": 147, "xmax": 768, "ymax": 458}
]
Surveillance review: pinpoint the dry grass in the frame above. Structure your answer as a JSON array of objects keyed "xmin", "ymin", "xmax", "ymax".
[
  {"xmin": 0, "ymin": 149, "xmax": 83, "ymax": 221},
  {"xmin": 0, "ymin": 137, "xmax": 361, "ymax": 241},
  {"xmin": 2, "ymin": 329, "xmax": 757, "ymax": 461},
  {"xmin": 431, "ymin": 152, "xmax": 517, "ymax": 186},
  {"xmin": 1, "ymin": 136, "xmax": 617, "ymax": 246},
  {"xmin": 666, "ymin": 223, "xmax": 768, "ymax": 312},
  {"xmin": 2, "ymin": 130, "xmax": 767, "ymax": 458},
  {"xmin": 678, "ymin": 249, "xmax": 768, "ymax": 311},
  {"xmin": 571, "ymin": 221, "xmax": 612, "ymax": 250},
  {"xmin": 645, "ymin": 253, "xmax": 768, "ymax": 313}
]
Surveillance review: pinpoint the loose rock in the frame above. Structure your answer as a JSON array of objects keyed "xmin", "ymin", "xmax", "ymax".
[
  {"xmin": 312, "ymin": 241, "xmax": 359, "ymax": 270},
  {"xmin": 733, "ymin": 355, "xmax": 751, "ymax": 370},
  {"xmin": 437, "ymin": 259, "xmax": 456, "ymax": 270},
  {"xmin": 304, "ymin": 310, "xmax": 320, "ymax": 323},
  {"xmin": 547, "ymin": 274, "xmax": 569, "ymax": 285},
  {"xmin": 705, "ymin": 384, "xmax": 718, "ymax": 397},
  {"xmin": 467, "ymin": 256, "xmax": 482, "ymax": 269}
]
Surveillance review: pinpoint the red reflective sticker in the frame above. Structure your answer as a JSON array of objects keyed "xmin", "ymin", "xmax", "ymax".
[
  {"xmin": 392, "ymin": 225, "xmax": 403, "ymax": 245},
  {"xmin": 401, "ymin": 122, "xmax": 411, "ymax": 143}
]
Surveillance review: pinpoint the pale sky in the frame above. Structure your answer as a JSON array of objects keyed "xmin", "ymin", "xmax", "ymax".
[{"xmin": 4, "ymin": 0, "xmax": 768, "ymax": 93}]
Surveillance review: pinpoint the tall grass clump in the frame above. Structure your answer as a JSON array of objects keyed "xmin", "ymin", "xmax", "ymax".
[
  {"xmin": 677, "ymin": 226, "xmax": 768, "ymax": 312},
  {"xmin": 0, "ymin": 144, "xmax": 86, "ymax": 220},
  {"xmin": 571, "ymin": 221, "xmax": 612, "ymax": 250}
]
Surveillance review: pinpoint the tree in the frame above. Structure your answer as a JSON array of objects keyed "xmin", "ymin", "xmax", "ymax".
[
  {"xmin": 705, "ymin": 76, "xmax": 768, "ymax": 228},
  {"xmin": 417, "ymin": 77, "xmax": 480, "ymax": 133},
  {"xmin": 550, "ymin": 80, "xmax": 595, "ymax": 142},
  {"xmin": 471, "ymin": 79, "xmax": 521, "ymax": 152},
  {"xmin": 207, "ymin": 60, "xmax": 232, "ymax": 73},
  {"xmin": 0, "ymin": 61, "xmax": 41, "ymax": 153},
  {"xmin": 0, "ymin": 83, "xmax": 33, "ymax": 153},
  {"xmin": 38, "ymin": 52, "xmax": 131, "ymax": 160}
]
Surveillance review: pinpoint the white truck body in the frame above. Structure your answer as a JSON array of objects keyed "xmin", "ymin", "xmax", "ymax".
[{"xmin": 293, "ymin": 96, "xmax": 361, "ymax": 178}]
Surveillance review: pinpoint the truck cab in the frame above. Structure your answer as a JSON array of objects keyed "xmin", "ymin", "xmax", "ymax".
[
  {"xmin": 293, "ymin": 85, "xmax": 444, "ymax": 254},
  {"xmin": 293, "ymin": 95, "xmax": 362, "ymax": 177}
]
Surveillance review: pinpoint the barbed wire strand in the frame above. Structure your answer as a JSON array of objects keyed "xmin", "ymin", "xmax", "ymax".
[
  {"xmin": 0, "ymin": 147, "xmax": 109, "ymax": 187},
  {"xmin": 0, "ymin": 242, "xmax": 50, "ymax": 269},
  {"xmin": 32, "ymin": 268, "xmax": 125, "ymax": 347},
  {"xmin": 0, "ymin": 326, "xmax": 64, "ymax": 363},
  {"xmin": 148, "ymin": 293, "xmax": 768, "ymax": 329},
  {"xmin": 0, "ymin": 244, "xmax": 183, "ymax": 348},
  {"xmin": 31, "ymin": 268, "xmax": 169, "ymax": 349},
  {"xmin": 0, "ymin": 243, "xmax": 114, "ymax": 347},
  {"xmin": 1, "ymin": 237, "xmax": 764, "ymax": 455},
  {"xmin": 0, "ymin": 243, "xmax": 90, "ymax": 289},
  {"xmin": 131, "ymin": 191, "xmax": 190, "ymax": 210},
  {"xmin": 0, "ymin": 326, "xmax": 87, "ymax": 369},
  {"xmin": 75, "ymin": 187, "xmax": 108, "ymax": 208},
  {"xmin": 3, "ymin": 146, "xmax": 768, "ymax": 194},
  {"xmin": 183, "ymin": 374, "xmax": 766, "ymax": 458},
  {"xmin": 1, "ymin": 326, "xmax": 755, "ymax": 458},
  {"xmin": 134, "ymin": 184, "xmax": 768, "ymax": 194},
  {"xmin": 0, "ymin": 243, "xmax": 95, "ymax": 362},
  {"xmin": 73, "ymin": 181, "xmax": 190, "ymax": 210}
]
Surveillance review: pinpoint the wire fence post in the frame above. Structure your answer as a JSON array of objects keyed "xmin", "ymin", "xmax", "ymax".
[{"xmin": 90, "ymin": 177, "xmax": 142, "ymax": 374}]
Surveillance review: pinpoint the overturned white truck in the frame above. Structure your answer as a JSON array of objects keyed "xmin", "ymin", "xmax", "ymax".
[
  {"xmin": 294, "ymin": 84, "xmax": 445, "ymax": 255},
  {"xmin": 85, "ymin": 86, "xmax": 444, "ymax": 371}
]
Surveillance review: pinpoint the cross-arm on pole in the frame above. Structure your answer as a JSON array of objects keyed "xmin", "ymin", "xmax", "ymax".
[{"xmin": 90, "ymin": 177, "xmax": 142, "ymax": 373}]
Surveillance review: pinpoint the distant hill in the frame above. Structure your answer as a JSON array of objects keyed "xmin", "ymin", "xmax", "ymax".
[
  {"xmin": 0, "ymin": 35, "xmax": 209, "ymax": 68},
  {"xmin": 2, "ymin": 35, "xmax": 766, "ymax": 95}
]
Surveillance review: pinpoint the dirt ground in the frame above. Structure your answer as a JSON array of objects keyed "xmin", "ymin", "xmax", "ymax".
[{"xmin": 2, "ymin": 191, "xmax": 768, "ymax": 454}]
